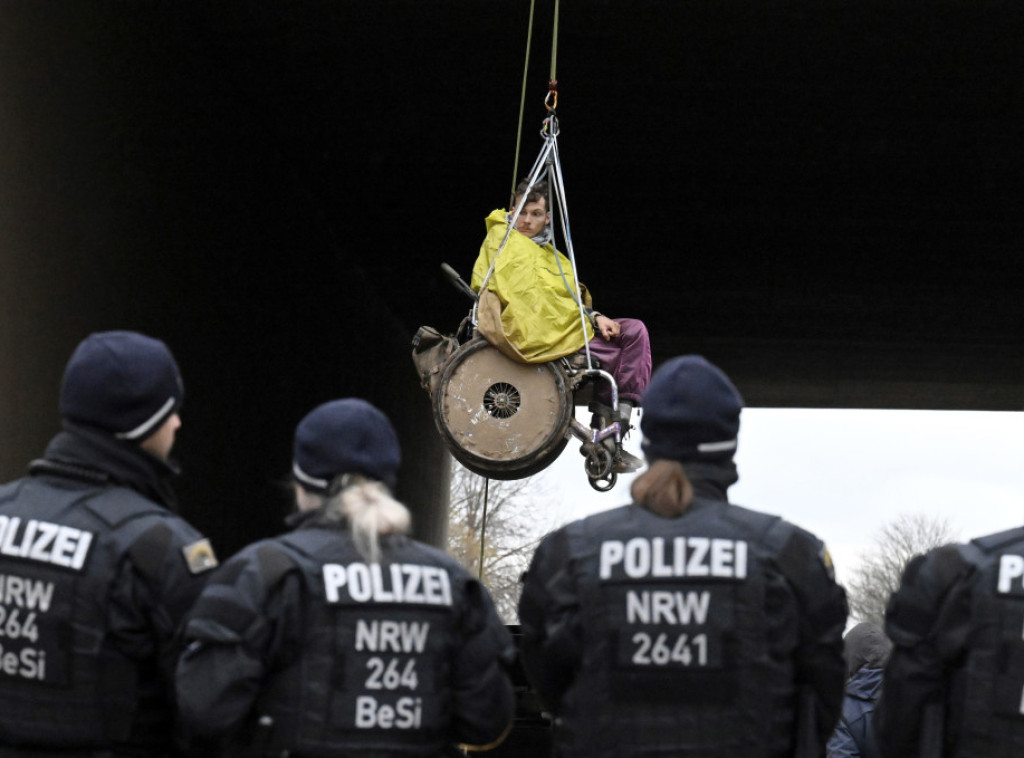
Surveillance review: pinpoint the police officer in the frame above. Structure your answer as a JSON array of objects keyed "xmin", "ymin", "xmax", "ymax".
[
  {"xmin": 175, "ymin": 398, "xmax": 516, "ymax": 756},
  {"xmin": 874, "ymin": 524, "xmax": 1024, "ymax": 757},
  {"xmin": 518, "ymin": 355, "xmax": 848, "ymax": 758},
  {"xmin": 0, "ymin": 331, "xmax": 218, "ymax": 756}
]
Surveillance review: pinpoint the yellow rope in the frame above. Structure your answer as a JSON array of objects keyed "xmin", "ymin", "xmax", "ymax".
[{"xmin": 510, "ymin": 0, "xmax": 537, "ymax": 203}]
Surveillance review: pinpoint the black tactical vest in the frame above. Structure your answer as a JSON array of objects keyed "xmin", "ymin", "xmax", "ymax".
[
  {"xmin": 946, "ymin": 528, "xmax": 1024, "ymax": 758},
  {"xmin": 0, "ymin": 476, "xmax": 173, "ymax": 748},
  {"xmin": 248, "ymin": 530, "xmax": 466, "ymax": 758},
  {"xmin": 552, "ymin": 499, "xmax": 810, "ymax": 758}
]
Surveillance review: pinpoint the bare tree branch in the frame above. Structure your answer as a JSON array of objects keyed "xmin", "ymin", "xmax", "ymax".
[
  {"xmin": 446, "ymin": 459, "xmax": 557, "ymax": 622},
  {"xmin": 845, "ymin": 513, "xmax": 960, "ymax": 627}
]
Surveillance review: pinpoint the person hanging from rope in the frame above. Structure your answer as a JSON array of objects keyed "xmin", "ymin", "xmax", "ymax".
[{"xmin": 471, "ymin": 178, "xmax": 652, "ymax": 474}]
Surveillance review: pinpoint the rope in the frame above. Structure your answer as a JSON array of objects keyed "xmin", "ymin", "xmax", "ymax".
[
  {"xmin": 478, "ymin": 478, "xmax": 490, "ymax": 580},
  {"xmin": 512, "ymin": 0, "xmax": 563, "ymax": 197},
  {"xmin": 510, "ymin": 0, "xmax": 537, "ymax": 203},
  {"xmin": 549, "ymin": 0, "xmax": 559, "ymax": 86},
  {"xmin": 473, "ymin": 137, "xmax": 556, "ymax": 325},
  {"xmin": 544, "ymin": 0, "xmax": 560, "ymax": 113},
  {"xmin": 548, "ymin": 133, "xmax": 596, "ymax": 370}
]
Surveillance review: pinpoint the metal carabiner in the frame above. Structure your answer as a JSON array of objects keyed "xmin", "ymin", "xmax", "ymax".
[
  {"xmin": 541, "ymin": 113, "xmax": 560, "ymax": 139},
  {"xmin": 544, "ymin": 89, "xmax": 558, "ymax": 112}
]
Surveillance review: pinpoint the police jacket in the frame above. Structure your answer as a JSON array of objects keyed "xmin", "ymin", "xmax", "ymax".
[
  {"xmin": 0, "ymin": 425, "xmax": 217, "ymax": 756},
  {"xmin": 875, "ymin": 525, "xmax": 1024, "ymax": 758},
  {"xmin": 518, "ymin": 461, "xmax": 848, "ymax": 758},
  {"xmin": 175, "ymin": 508, "xmax": 516, "ymax": 758}
]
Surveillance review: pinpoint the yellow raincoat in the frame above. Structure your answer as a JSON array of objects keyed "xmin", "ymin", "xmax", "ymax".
[{"xmin": 471, "ymin": 209, "xmax": 594, "ymax": 364}]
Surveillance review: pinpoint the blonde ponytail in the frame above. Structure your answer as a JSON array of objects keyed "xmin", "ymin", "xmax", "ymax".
[{"xmin": 321, "ymin": 475, "xmax": 411, "ymax": 563}]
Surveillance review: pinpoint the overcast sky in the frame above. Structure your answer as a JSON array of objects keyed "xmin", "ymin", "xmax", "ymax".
[{"xmin": 529, "ymin": 407, "xmax": 1024, "ymax": 586}]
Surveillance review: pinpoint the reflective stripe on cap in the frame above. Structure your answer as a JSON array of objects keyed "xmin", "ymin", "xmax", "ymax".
[
  {"xmin": 115, "ymin": 396, "xmax": 177, "ymax": 440},
  {"xmin": 292, "ymin": 461, "xmax": 328, "ymax": 491},
  {"xmin": 696, "ymin": 439, "xmax": 738, "ymax": 454}
]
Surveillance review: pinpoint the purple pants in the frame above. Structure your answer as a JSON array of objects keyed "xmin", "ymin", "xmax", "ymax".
[{"xmin": 583, "ymin": 317, "xmax": 652, "ymax": 406}]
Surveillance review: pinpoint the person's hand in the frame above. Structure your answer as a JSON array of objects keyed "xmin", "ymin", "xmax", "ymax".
[{"xmin": 595, "ymin": 315, "xmax": 620, "ymax": 340}]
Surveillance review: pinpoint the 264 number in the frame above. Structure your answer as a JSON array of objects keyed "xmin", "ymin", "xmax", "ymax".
[
  {"xmin": 365, "ymin": 657, "xmax": 418, "ymax": 691},
  {"xmin": 0, "ymin": 607, "xmax": 39, "ymax": 643},
  {"xmin": 631, "ymin": 631, "xmax": 707, "ymax": 667}
]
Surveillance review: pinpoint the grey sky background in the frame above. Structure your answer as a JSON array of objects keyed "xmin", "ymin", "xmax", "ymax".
[{"xmin": 531, "ymin": 407, "xmax": 1024, "ymax": 586}]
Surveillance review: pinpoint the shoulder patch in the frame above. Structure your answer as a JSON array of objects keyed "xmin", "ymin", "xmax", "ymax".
[
  {"xmin": 182, "ymin": 538, "xmax": 219, "ymax": 574},
  {"xmin": 819, "ymin": 544, "xmax": 836, "ymax": 581}
]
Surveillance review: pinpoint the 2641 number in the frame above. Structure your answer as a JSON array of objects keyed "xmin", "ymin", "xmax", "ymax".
[{"xmin": 631, "ymin": 631, "xmax": 707, "ymax": 667}]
